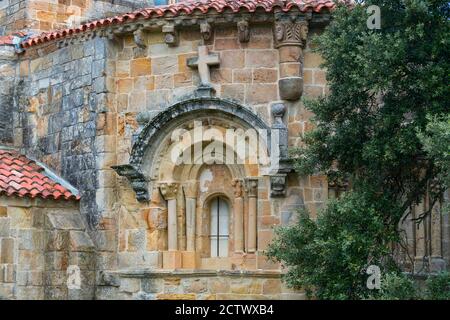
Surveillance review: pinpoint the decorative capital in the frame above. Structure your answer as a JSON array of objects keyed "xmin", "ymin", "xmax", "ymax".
[
  {"xmin": 270, "ymin": 174, "xmax": 287, "ymax": 198},
  {"xmin": 274, "ymin": 20, "xmax": 308, "ymax": 48},
  {"xmin": 159, "ymin": 182, "xmax": 179, "ymax": 200},
  {"xmin": 245, "ymin": 178, "xmax": 258, "ymax": 198},
  {"xmin": 162, "ymin": 24, "xmax": 179, "ymax": 47},
  {"xmin": 237, "ymin": 20, "xmax": 250, "ymax": 43},
  {"xmin": 231, "ymin": 179, "xmax": 244, "ymax": 198},
  {"xmin": 183, "ymin": 181, "xmax": 199, "ymax": 199}
]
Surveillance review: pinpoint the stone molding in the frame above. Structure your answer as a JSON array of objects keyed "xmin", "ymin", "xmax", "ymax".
[{"xmin": 113, "ymin": 97, "xmax": 271, "ymax": 202}]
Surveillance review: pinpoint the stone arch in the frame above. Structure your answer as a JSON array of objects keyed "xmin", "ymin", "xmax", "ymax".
[{"xmin": 113, "ymin": 97, "xmax": 272, "ymax": 202}]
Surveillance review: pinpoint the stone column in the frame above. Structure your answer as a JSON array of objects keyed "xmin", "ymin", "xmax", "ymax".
[
  {"xmin": 274, "ymin": 16, "xmax": 308, "ymax": 101},
  {"xmin": 232, "ymin": 179, "xmax": 244, "ymax": 253},
  {"xmin": 159, "ymin": 183, "xmax": 179, "ymax": 251},
  {"xmin": 183, "ymin": 181, "xmax": 199, "ymax": 252},
  {"xmin": 246, "ymin": 178, "xmax": 258, "ymax": 253}
]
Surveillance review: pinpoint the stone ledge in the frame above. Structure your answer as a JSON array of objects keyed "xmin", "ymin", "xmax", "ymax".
[{"xmin": 112, "ymin": 268, "xmax": 283, "ymax": 279}]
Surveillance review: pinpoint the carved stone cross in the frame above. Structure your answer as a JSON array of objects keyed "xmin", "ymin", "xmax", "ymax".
[{"xmin": 187, "ymin": 45, "xmax": 220, "ymax": 87}]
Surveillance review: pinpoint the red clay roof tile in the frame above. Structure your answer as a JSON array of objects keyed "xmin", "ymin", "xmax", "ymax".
[
  {"xmin": 0, "ymin": 149, "xmax": 80, "ymax": 201},
  {"xmin": 21, "ymin": 0, "xmax": 341, "ymax": 49}
]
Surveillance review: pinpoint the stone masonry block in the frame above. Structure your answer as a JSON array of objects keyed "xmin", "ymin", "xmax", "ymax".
[
  {"xmin": 0, "ymin": 238, "xmax": 14, "ymax": 264},
  {"xmin": 69, "ymin": 231, "xmax": 95, "ymax": 252},
  {"xmin": 0, "ymin": 217, "xmax": 10, "ymax": 237}
]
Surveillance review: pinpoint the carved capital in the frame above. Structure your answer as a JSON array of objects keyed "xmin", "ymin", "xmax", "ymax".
[
  {"xmin": 159, "ymin": 182, "xmax": 179, "ymax": 200},
  {"xmin": 183, "ymin": 181, "xmax": 199, "ymax": 199},
  {"xmin": 232, "ymin": 179, "xmax": 244, "ymax": 198},
  {"xmin": 200, "ymin": 21, "xmax": 213, "ymax": 41},
  {"xmin": 237, "ymin": 20, "xmax": 250, "ymax": 43},
  {"xmin": 274, "ymin": 20, "xmax": 308, "ymax": 48},
  {"xmin": 162, "ymin": 24, "xmax": 179, "ymax": 47},
  {"xmin": 245, "ymin": 178, "xmax": 258, "ymax": 198}
]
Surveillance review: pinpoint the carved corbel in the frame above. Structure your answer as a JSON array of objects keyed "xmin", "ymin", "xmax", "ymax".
[
  {"xmin": 133, "ymin": 28, "xmax": 147, "ymax": 49},
  {"xmin": 270, "ymin": 174, "xmax": 287, "ymax": 198},
  {"xmin": 162, "ymin": 24, "xmax": 179, "ymax": 47},
  {"xmin": 237, "ymin": 20, "xmax": 250, "ymax": 43},
  {"xmin": 200, "ymin": 21, "xmax": 213, "ymax": 42}
]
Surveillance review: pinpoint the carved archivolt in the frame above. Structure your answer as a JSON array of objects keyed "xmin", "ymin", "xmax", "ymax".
[{"xmin": 112, "ymin": 97, "xmax": 272, "ymax": 202}]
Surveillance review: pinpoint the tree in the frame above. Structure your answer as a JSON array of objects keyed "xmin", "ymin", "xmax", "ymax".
[{"xmin": 267, "ymin": 0, "xmax": 449, "ymax": 299}]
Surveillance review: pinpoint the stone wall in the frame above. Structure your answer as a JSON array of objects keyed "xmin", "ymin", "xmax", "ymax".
[
  {"xmin": 0, "ymin": 196, "xmax": 94, "ymax": 300},
  {"xmin": 10, "ymin": 21, "xmax": 330, "ymax": 299},
  {"xmin": 0, "ymin": 44, "xmax": 16, "ymax": 145},
  {"xmin": 0, "ymin": 0, "xmax": 156, "ymax": 35},
  {"xmin": 96, "ymin": 270, "xmax": 306, "ymax": 300},
  {"xmin": 18, "ymin": 38, "xmax": 109, "ymax": 229}
]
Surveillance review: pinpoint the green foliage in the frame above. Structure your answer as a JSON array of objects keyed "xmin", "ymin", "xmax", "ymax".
[
  {"xmin": 425, "ymin": 272, "xmax": 450, "ymax": 300},
  {"xmin": 375, "ymin": 272, "xmax": 418, "ymax": 300},
  {"xmin": 269, "ymin": 0, "xmax": 450, "ymax": 299},
  {"xmin": 266, "ymin": 191, "xmax": 400, "ymax": 300}
]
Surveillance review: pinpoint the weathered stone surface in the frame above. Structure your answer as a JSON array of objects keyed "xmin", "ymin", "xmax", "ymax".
[
  {"xmin": 157, "ymin": 293, "xmax": 196, "ymax": 300},
  {"xmin": 0, "ymin": 238, "xmax": 14, "ymax": 264},
  {"xmin": 279, "ymin": 77, "xmax": 303, "ymax": 100},
  {"xmin": 46, "ymin": 212, "xmax": 85, "ymax": 231},
  {"xmin": 0, "ymin": 217, "xmax": 10, "ymax": 237}
]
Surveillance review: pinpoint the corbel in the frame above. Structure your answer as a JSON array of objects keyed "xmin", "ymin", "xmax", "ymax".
[
  {"xmin": 133, "ymin": 27, "xmax": 147, "ymax": 49},
  {"xmin": 162, "ymin": 23, "xmax": 179, "ymax": 47},
  {"xmin": 200, "ymin": 21, "xmax": 213, "ymax": 42},
  {"xmin": 237, "ymin": 19, "xmax": 250, "ymax": 43}
]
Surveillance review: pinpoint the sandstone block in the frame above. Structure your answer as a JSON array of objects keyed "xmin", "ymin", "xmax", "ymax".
[
  {"xmin": 280, "ymin": 63, "xmax": 301, "ymax": 78},
  {"xmin": 246, "ymin": 50, "xmax": 277, "ymax": 68},
  {"xmin": 152, "ymin": 56, "xmax": 178, "ymax": 75},
  {"xmin": 215, "ymin": 38, "xmax": 240, "ymax": 50},
  {"xmin": 253, "ymin": 69, "xmax": 277, "ymax": 83},
  {"xmin": 0, "ymin": 238, "xmax": 14, "ymax": 264},
  {"xmin": 70, "ymin": 231, "xmax": 95, "ymax": 252},
  {"xmin": 157, "ymin": 293, "xmax": 196, "ymax": 300},
  {"xmin": 221, "ymin": 84, "xmax": 245, "ymax": 101},
  {"xmin": 0, "ymin": 217, "xmax": 10, "ymax": 237},
  {"xmin": 233, "ymin": 69, "xmax": 252, "ymax": 83},
  {"xmin": 181, "ymin": 251, "xmax": 200, "ymax": 269},
  {"xmin": 279, "ymin": 46, "xmax": 302, "ymax": 63},
  {"xmin": 246, "ymin": 84, "xmax": 278, "ymax": 104},
  {"xmin": 220, "ymin": 51, "xmax": 245, "ymax": 69},
  {"xmin": 130, "ymin": 58, "xmax": 152, "ymax": 77},
  {"xmin": 163, "ymin": 251, "xmax": 182, "ymax": 269}
]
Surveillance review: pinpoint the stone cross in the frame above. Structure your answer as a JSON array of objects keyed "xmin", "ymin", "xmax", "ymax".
[{"xmin": 187, "ymin": 45, "xmax": 220, "ymax": 87}]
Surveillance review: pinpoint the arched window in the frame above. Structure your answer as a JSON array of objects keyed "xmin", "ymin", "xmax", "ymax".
[{"xmin": 210, "ymin": 197, "xmax": 230, "ymax": 257}]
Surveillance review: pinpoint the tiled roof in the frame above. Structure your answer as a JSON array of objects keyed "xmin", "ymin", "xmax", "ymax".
[
  {"xmin": 0, "ymin": 149, "xmax": 80, "ymax": 201},
  {"xmin": 21, "ymin": 0, "xmax": 339, "ymax": 48}
]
